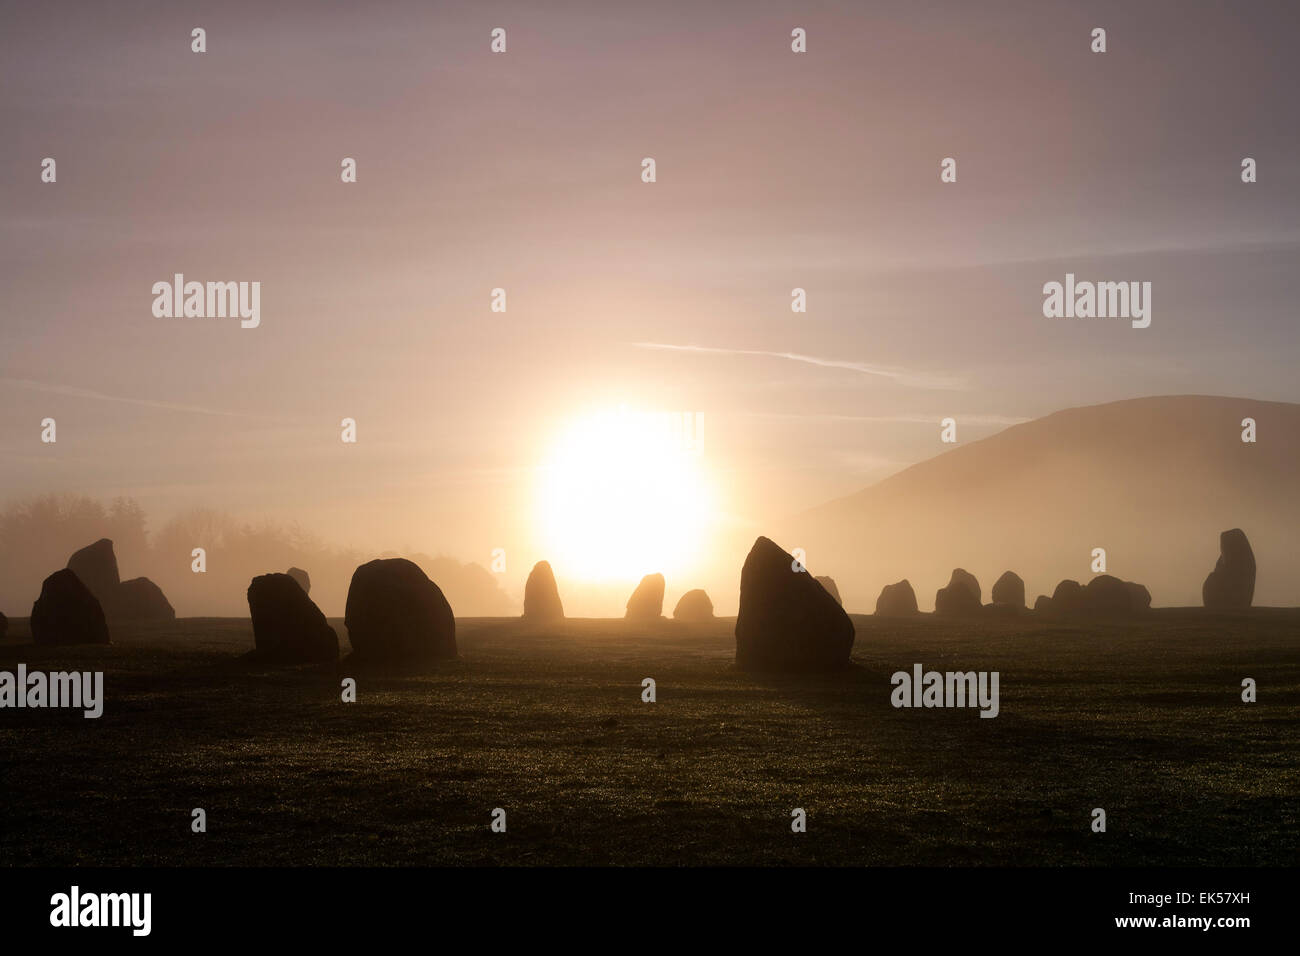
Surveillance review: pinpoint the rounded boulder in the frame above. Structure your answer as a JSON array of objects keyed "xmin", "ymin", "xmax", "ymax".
[{"xmin": 344, "ymin": 558, "xmax": 457, "ymax": 663}]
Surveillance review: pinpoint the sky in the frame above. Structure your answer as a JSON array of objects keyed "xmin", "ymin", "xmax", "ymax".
[{"xmin": 2, "ymin": 0, "xmax": 1297, "ymax": 614}]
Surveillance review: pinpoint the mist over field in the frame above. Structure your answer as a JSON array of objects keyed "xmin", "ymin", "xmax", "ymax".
[{"xmin": 4, "ymin": 394, "xmax": 1294, "ymax": 620}]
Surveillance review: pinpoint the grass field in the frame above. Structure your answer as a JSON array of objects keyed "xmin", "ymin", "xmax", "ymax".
[{"xmin": 1, "ymin": 610, "xmax": 1297, "ymax": 866}]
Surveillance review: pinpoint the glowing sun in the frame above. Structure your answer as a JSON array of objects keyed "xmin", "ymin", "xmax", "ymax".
[{"xmin": 537, "ymin": 407, "xmax": 714, "ymax": 581}]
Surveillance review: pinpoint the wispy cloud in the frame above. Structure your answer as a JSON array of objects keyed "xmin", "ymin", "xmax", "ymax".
[
  {"xmin": 630, "ymin": 342, "xmax": 965, "ymax": 390},
  {"xmin": 742, "ymin": 412, "xmax": 1032, "ymax": 426},
  {"xmin": 0, "ymin": 378, "xmax": 287, "ymax": 422}
]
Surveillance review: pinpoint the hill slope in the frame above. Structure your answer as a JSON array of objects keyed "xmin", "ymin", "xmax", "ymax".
[{"xmin": 788, "ymin": 396, "xmax": 1300, "ymax": 611}]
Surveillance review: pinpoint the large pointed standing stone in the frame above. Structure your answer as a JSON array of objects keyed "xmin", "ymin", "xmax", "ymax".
[
  {"xmin": 735, "ymin": 537, "xmax": 854, "ymax": 670},
  {"xmin": 344, "ymin": 558, "xmax": 457, "ymax": 663},
  {"xmin": 66, "ymin": 539, "xmax": 175, "ymax": 622},
  {"xmin": 31, "ymin": 569, "xmax": 110, "ymax": 646},
  {"xmin": 625, "ymin": 573, "xmax": 665, "ymax": 619},
  {"xmin": 248, "ymin": 573, "xmax": 338, "ymax": 663},
  {"xmin": 67, "ymin": 538, "xmax": 120, "ymax": 606},
  {"xmin": 1202, "ymin": 528, "xmax": 1256, "ymax": 609},
  {"xmin": 523, "ymin": 560, "xmax": 564, "ymax": 621}
]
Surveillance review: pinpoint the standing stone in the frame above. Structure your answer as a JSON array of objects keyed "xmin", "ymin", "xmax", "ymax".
[
  {"xmin": 1043, "ymin": 577, "xmax": 1150, "ymax": 616},
  {"xmin": 522, "ymin": 560, "xmax": 564, "ymax": 620},
  {"xmin": 1045, "ymin": 580, "xmax": 1086, "ymax": 616},
  {"xmin": 934, "ymin": 568, "xmax": 981, "ymax": 615},
  {"xmin": 735, "ymin": 537, "xmax": 854, "ymax": 670},
  {"xmin": 112, "ymin": 577, "xmax": 176, "ymax": 621},
  {"xmin": 31, "ymin": 569, "xmax": 110, "ymax": 646},
  {"xmin": 344, "ymin": 558, "xmax": 457, "ymax": 663},
  {"xmin": 248, "ymin": 573, "xmax": 338, "ymax": 663},
  {"xmin": 1050, "ymin": 579, "xmax": 1085, "ymax": 614},
  {"xmin": 1126, "ymin": 581, "xmax": 1152, "ymax": 611},
  {"xmin": 991, "ymin": 571, "xmax": 1026, "ymax": 608},
  {"xmin": 625, "ymin": 573, "xmax": 665, "ymax": 619},
  {"xmin": 66, "ymin": 538, "xmax": 175, "ymax": 622},
  {"xmin": 287, "ymin": 567, "xmax": 311, "ymax": 594},
  {"xmin": 672, "ymin": 589, "xmax": 714, "ymax": 622},
  {"xmin": 1202, "ymin": 528, "xmax": 1256, "ymax": 610},
  {"xmin": 67, "ymin": 538, "xmax": 120, "ymax": 606},
  {"xmin": 815, "ymin": 575, "xmax": 842, "ymax": 605},
  {"xmin": 1082, "ymin": 574, "xmax": 1137, "ymax": 614},
  {"xmin": 875, "ymin": 580, "xmax": 919, "ymax": 616}
]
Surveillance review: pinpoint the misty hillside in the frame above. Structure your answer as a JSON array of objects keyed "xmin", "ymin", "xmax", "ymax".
[{"xmin": 789, "ymin": 396, "xmax": 1300, "ymax": 611}]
